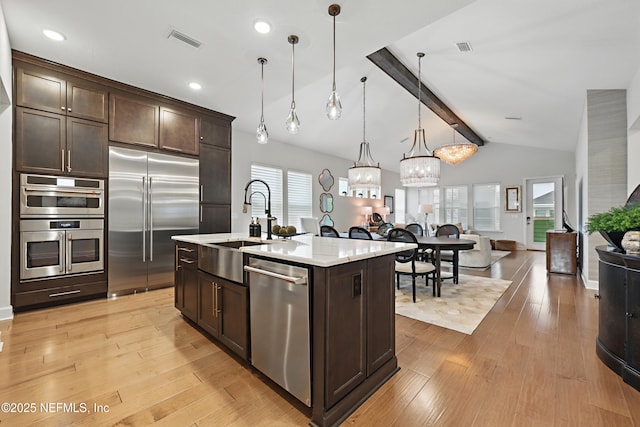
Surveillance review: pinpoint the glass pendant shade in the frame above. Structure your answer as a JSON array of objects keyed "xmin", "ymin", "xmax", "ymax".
[
  {"xmin": 433, "ymin": 124, "xmax": 478, "ymax": 164},
  {"xmin": 349, "ymin": 76, "xmax": 381, "ymax": 192},
  {"xmin": 286, "ymin": 35, "xmax": 300, "ymax": 134},
  {"xmin": 326, "ymin": 4, "xmax": 342, "ymax": 120},
  {"xmin": 400, "ymin": 52, "xmax": 440, "ymax": 187},
  {"xmin": 256, "ymin": 57, "xmax": 269, "ymax": 144}
]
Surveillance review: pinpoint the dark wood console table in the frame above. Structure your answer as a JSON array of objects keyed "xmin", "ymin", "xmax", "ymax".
[{"xmin": 595, "ymin": 246, "xmax": 640, "ymax": 391}]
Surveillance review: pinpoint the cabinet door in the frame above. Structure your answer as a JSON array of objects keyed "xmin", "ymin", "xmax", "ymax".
[
  {"xmin": 200, "ymin": 144, "xmax": 231, "ymax": 204},
  {"xmin": 366, "ymin": 256, "xmax": 395, "ymax": 375},
  {"xmin": 198, "ymin": 272, "xmax": 220, "ymax": 338},
  {"xmin": 627, "ymin": 262, "xmax": 640, "ymax": 371},
  {"xmin": 67, "ymin": 77, "xmax": 109, "ymax": 123},
  {"xmin": 159, "ymin": 107, "xmax": 199, "ymax": 155},
  {"xmin": 109, "ymin": 93, "xmax": 159, "ymax": 147},
  {"xmin": 219, "ymin": 277, "xmax": 248, "ymax": 360},
  {"xmin": 15, "ymin": 107, "xmax": 65, "ymax": 175},
  {"xmin": 200, "ymin": 115, "xmax": 231, "ymax": 148},
  {"xmin": 179, "ymin": 257, "xmax": 199, "ymax": 322},
  {"xmin": 66, "ymin": 117, "xmax": 108, "ymax": 178},
  {"xmin": 599, "ymin": 260, "xmax": 627, "ymax": 360},
  {"xmin": 324, "ymin": 261, "xmax": 366, "ymax": 408},
  {"xmin": 199, "ymin": 204, "xmax": 231, "ymax": 233},
  {"xmin": 15, "ymin": 65, "xmax": 66, "ymax": 114}
]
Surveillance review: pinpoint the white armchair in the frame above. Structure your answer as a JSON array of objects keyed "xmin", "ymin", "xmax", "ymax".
[{"xmin": 459, "ymin": 234, "xmax": 492, "ymax": 268}]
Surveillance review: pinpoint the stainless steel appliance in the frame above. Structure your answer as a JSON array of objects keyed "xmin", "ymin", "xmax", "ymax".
[
  {"xmin": 245, "ymin": 258, "xmax": 311, "ymax": 406},
  {"xmin": 20, "ymin": 218, "xmax": 104, "ymax": 280},
  {"xmin": 20, "ymin": 173, "xmax": 104, "ymax": 218},
  {"xmin": 108, "ymin": 146, "xmax": 199, "ymax": 295}
]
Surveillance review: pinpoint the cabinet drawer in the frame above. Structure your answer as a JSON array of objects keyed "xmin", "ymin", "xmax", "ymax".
[{"xmin": 14, "ymin": 281, "xmax": 107, "ymax": 309}]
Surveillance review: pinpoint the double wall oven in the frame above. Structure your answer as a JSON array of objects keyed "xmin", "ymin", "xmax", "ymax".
[{"xmin": 19, "ymin": 174, "xmax": 105, "ymax": 282}]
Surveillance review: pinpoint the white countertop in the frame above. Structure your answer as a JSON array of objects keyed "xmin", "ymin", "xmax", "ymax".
[{"xmin": 172, "ymin": 233, "xmax": 416, "ymax": 267}]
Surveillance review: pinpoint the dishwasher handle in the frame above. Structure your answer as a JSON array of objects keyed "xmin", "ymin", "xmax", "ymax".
[{"xmin": 244, "ymin": 265, "xmax": 307, "ymax": 285}]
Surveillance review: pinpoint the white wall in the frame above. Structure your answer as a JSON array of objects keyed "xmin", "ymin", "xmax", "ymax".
[
  {"xmin": 231, "ymin": 129, "xmax": 401, "ymax": 234},
  {"xmin": 0, "ymin": 3, "xmax": 14, "ymax": 320},
  {"xmin": 628, "ymin": 66, "xmax": 640, "ymax": 194},
  {"xmin": 406, "ymin": 141, "xmax": 576, "ymax": 247}
]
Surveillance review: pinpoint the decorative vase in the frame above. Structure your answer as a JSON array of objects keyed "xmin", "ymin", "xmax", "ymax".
[
  {"xmin": 622, "ymin": 231, "xmax": 640, "ymax": 255},
  {"xmin": 599, "ymin": 231, "xmax": 626, "ymax": 251}
]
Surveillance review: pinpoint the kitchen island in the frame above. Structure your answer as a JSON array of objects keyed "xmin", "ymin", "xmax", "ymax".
[{"xmin": 171, "ymin": 233, "xmax": 415, "ymax": 427}]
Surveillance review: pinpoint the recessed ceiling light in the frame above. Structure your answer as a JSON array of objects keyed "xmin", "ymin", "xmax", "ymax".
[
  {"xmin": 189, "ymin": 82, "xmax": 202, "ymax": 90},
  {"xmin": 43, "ymin": 29, "xmax": 65, "ymax": 41},
  {"xmin": 254, "ymin": 19, "xmax": 271, "ymax": 34}
]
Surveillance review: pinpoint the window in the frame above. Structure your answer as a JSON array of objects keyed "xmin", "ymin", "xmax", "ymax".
[
  {"xmin": 473, "ymin": 183, "xmax": 501, "ymax": 231},
  {"xmin": 419, "ymin": 187, "xmax": 440, "ymax": 224},
  {"xmin": 287, "ymin": 170, "xmax": 312, "ymax": 229},
  {"xmin": 444, "ymin": 185, "xmax": 468, "ymax": 229},
  {"xmin": 250, "ymin": 164, "xmax": 283, "ymax": 225}
]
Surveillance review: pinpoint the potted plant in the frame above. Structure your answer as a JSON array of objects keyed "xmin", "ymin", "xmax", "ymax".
[{"xmin": 586, "ymin": 204, "xmax": 640, "ymax": 250}]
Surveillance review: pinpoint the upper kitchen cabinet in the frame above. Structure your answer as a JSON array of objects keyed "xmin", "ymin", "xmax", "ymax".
[
  {"xmin": 15, "ymin": 62, "xmax": 109, "ymax": 123},
  {"xmin": 109, "ymin": 92, "xmax": 159, "ymax": 148},
  {"xmin": 15, "ymin": 106, "xmax": 108, "ymax": 178},
  {"xmin": 200, "ymin": 115, "xmax": 231, "ymax": 148},
  {"xmin": 159, "ymin": 106, "xmax": 199, "ymax": 155}
]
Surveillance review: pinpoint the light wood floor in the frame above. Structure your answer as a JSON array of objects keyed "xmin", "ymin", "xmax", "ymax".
[{"xmin": 1, "ymin": 251, "xmax": 640, "ymax": 426}]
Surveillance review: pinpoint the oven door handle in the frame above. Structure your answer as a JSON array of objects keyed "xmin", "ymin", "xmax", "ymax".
[
  {"xmin": 67, "ymin": 232, "xmax": 73, "ymax": 272},
  {"xmin": 23, "ymin": 187, "xmax": 103, "ymax": 196},
  {"xmin": 59, "ymin": 232, "xmax": 66, "ymax": 273}
]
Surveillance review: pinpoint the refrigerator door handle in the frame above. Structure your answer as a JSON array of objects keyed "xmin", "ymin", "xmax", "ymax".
[
  {"xmin": 149, "ymin": 177, "xmax": 153, "ymax": 262},
  {"xmin": 142, "ymin": 176, "xmax": 147, "ymax": 262}
]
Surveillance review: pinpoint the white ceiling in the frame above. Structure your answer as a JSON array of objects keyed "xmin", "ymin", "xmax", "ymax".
[{"xmin": 2, "ymin": 0, "xmax": 639, "ymax": 173}]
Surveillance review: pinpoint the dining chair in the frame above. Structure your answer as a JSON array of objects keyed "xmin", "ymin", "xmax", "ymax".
[
  {"xmin": 405, "ymin": 223, "xmax": 424, "ymax": 236},
  {"xmin": 348, "ymin": 226, "xmax": 373, "ymax": 240},
  {"xmin": 387, "ymin": 228, "xmax": 436, "ymax": 302},
  {"xmin": 376, "ymin": 222, "xmax": 394, "ymax": 238},
  {"xmin": 320, "ymin": 225, "xmax": 340, "ymax": 238},
  {"xmin": 436, "ymin": 223, "xmax": 460, "ymax": 283}
]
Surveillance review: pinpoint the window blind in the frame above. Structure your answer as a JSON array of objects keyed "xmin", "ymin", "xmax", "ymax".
[
  {"xmin": 287, "ymin": 170, "xmax": 312, "ymax": 229},
  {"xmin": 473, "ymin": 184, "xmax": 501, "ymax": 231},
  {"xmin": 250, "ymin": 164, "xmax": 283, "ymax": 226}
]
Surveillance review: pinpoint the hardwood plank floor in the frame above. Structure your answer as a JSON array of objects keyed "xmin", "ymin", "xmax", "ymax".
[{"xmin": 1, "ymin": 250, "xmax": 639, "ymax": 426}]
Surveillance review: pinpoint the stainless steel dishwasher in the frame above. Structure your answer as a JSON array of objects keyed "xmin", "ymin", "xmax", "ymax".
[{"xmin": 244, "ymin": 257, "xmax": 311, "ymax": 407}]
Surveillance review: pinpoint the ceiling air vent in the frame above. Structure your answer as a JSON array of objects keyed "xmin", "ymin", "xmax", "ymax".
[
  {"xmin": 168, "ymin": 29, "xmax": 202, "ymax": 48},
  {"xmin": 455, "ymin": 42, "xmax": 473, "ymax": 52}
]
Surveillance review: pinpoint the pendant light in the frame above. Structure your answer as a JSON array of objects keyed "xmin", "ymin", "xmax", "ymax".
[
  {"xmin": 325, "ymin": 4, "xmax": 342, "ymax": 120},
  {"xmin": 256, "ymin": 57, "xmax": 269, "ymax": 144},
  {"xmin": 285, "ymin": 35, "xmax": 300, "ymax": 134},
  {"xmin": 433, "ymin": 123, "xmax": 478, "ymax": 165},
  {"xmin": 399, "ymin": 52, "xmax": 441, "ymax": 187},
  {"xmin": 348, "ymin": 76, "xmax": 381, "ymax": 195}
]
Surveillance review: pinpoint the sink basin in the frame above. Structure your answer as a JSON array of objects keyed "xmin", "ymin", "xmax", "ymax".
[
  {"xmin": 199, "ymin": 240, "xmax": 270, "ymax": 283},
  {"xmin": 215, "ymin": 240, "xmax": 265, "ymax": 249}
]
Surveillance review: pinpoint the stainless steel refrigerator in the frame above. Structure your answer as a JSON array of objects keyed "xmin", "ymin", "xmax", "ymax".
[{"xmin": 108, "ymin": 146, "xmax": 199, "ymax": 295}]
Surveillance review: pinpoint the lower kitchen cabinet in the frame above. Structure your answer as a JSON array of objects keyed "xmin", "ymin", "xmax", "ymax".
[
  {"xmin": 175, "ymin": 242, "xmax": 198, "ymax": 322},
  {"xmin": 198, "ymin": 271, "xmax": 248, "ymax": 360}
]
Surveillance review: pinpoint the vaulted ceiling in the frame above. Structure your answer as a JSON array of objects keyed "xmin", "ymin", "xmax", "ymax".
[{"xmin": 2, "ymin": 0, "xmax": 639, "ymax": 173}]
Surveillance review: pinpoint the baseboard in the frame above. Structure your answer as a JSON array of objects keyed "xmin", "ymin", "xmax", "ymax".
[{"xmin": 0, "ymin": 305, "xmax": 14, "ymax": 322}]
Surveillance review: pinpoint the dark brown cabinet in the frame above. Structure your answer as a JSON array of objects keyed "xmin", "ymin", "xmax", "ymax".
[
  {"xmin": 175, "ymin": 242, "xmax": 198, "ymax": 322},
  {"xmin": 200, "ymin": 115, "xmax": 231, "ymax": 148},
  {"xmin": 15, "ymin": 106, "xmax": 108, "ymax": 177},
  {"xmin": 109, "ymin": 93, "xmax": 159, "ymax": 148},
  {"xmin": 159, "ymin": 106, "xmax": 199, "ymax": 155},
  {"xmin": 596, "ymin": 248, "xmax": 640, "ymax": 392},
  {"xmin": 200, "ymin": 144, "xmax": 231, "ymax": 204},
  {"xmin": 198, "ymin": 271, "xmax": 248, "ymax": 360},
  {"xmin": 15, "ymin": 64, "xmax": 108, "ymax": 123},
  {"xmin": 199, "ymin": 204, "xmax": 231, "ymax": 234}
]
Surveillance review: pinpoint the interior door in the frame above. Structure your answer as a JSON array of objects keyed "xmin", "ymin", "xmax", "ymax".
[{"xmin": 525, "ymin": 176, "xmax": 563, "ymax": 250}]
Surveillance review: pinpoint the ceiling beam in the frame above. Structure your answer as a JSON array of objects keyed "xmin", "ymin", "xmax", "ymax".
[{"xmin": 367, "ymin": 47, "xmax": 484, "ymax": 146}]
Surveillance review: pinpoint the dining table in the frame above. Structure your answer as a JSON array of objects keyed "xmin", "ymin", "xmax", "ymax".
[{"xmin": 338, "ymin": 232, "xmax": 476, "ymax": 297}]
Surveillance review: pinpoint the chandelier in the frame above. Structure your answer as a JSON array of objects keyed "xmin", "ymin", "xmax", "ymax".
[
  {"xmin": 348, "ymin": 76, "xmax": 381, "ymax": 194},
  {"xmin": 400, "ymin": 52, "xmax": 440, "ymax": 187},
  {"xmin": 433, "ymin": 123, "xmax": 478, "ymax": 165}
]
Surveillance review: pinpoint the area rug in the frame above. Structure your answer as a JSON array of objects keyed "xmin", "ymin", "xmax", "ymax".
[{"xmin": 395, "ymin": 274, "xmax": 512, "ymax": 335}]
